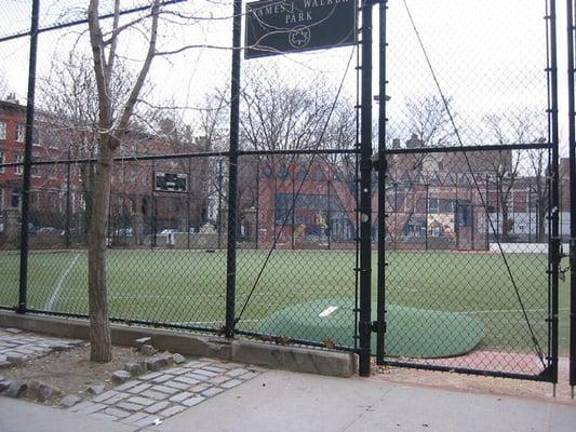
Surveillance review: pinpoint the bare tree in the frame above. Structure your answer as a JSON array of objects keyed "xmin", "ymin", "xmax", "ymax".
[
  {"xmin": 39, "ymin": 53, "xmax": 135, "ymax": 239},
  {"xmin": 514, "ymin": 109, "xmax": 549, "ymax": 242},
  {"xmin": 481, "ymin": 114, "xmax": 524, "ymax": 241},
  {"xmin": 527, "ymin": 145, "xmax": 548, "ymax": 242},
  {"xmin": 384, "ymin": 95, "xmax": 456, "ymax": 242},
  {"xmin": 404, "ymin": 95, "xmax": 455, "ymax": 148},
  {"xmin": 239, "ymin": 70, "xmax": 333, "ymax": 153},
  {"xmin": 86, "ymin": 0, "xmax": 161, "ymax": 362},
  {"xmin": 238, "ymin": 71, "xmax": 336, "ymax": 243}
]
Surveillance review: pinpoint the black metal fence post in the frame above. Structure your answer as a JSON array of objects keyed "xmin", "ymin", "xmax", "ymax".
[
  {"xmin": 65, "ymin": 150, "xmax": 71, "ymax": 248},
  {"xmin": 470, "ymin": 185, "xmax": 475, "ymax": 249},
  {"xmin": 225, "ymin": 0, "xmax": 242, "ymax": 339},
  {"xmin": 255, "ymin": 157, "xmax": 260, "ymax": 249},
  {"xmin": 187, "ymin": 157, "xmax": 191, "ymax": 249},
  {"xmin": 217, "ymin": 158, "xmax": 223, "ymax": 250},
  {"xmin": 528, "ymin": 186, "xmax": 533, "ymax": 243},
  {"xmin": 565, "ymin": 0, "xmax": 576, "ymax": 395},
  {"xmin": 358, "ymin": 0, "xmax": 374, "ymax": 377},
  {"xmin": 291, "ymin": 168, "xmax": 296, "ymax": 249},
  {"xmin": 485, "ymin": 175, "xmax": 490, "ymax": 249},
  {"xmin": 375, "ymin": 0, "xmax": 388, "ymax": 366},
  {"xmin": 547, "ymin": 0, "xmax": 560, "ymax": 389},
  {"xmin": 425, "ymin": 183, "xmax": 429, "ymax": 251},
  {"xmin": 17, "ymin": 0, "xmax": 40, "ymax": 314},
  {"xmin": 327, "ymin": 179, "xmax": 332, "ymax": 250}
]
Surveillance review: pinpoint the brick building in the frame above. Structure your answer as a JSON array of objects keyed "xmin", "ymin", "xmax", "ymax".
[
  {"xmin": 0, "ymin": 98, "xmax": 211, "ymax": 248},
  {"xmin": 247, "ymin": 145, "xmax": 571, "ymax": 250}
]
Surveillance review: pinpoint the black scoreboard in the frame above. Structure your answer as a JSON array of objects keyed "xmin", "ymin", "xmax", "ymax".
[{"xmin": 154, "ymin": 172, "xmax": 188, "ymax": 193}]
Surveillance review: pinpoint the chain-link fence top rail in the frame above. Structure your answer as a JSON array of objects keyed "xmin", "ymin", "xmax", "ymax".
[{"xmin": 378, "ymin": 0, "xmax": 561, "ymax": 379}]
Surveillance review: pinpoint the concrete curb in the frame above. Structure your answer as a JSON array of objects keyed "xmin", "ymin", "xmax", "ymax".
[{"xmin": 0, "ymin": 311, "xmax": 358, "ymax": 378}]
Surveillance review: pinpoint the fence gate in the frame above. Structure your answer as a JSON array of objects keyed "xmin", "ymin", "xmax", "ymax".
[{"xmin": 373, "ymin": 0, "xmax": 561, "ymax": 383}]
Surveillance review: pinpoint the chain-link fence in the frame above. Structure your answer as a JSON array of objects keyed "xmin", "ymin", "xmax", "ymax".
[
  {"xmin": 0, "ymin": 0, "xmax": 574, "ymax": 385},
  {"xmin": 373, "ymin": 0, "xmax": 564, "ymax": 382}
]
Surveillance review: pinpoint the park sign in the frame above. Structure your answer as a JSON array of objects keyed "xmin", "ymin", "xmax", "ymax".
[{"xmin": 244, "ymin": 0, "xmax": 357, "ymax": 59}]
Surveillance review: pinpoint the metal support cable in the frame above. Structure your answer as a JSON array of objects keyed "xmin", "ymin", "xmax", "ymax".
[{"xmin": 402, "ymin": 0, "xmax": 546, "ymax": 367}]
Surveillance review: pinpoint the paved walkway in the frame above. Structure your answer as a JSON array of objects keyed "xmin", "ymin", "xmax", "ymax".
[
  {"xmin": 2, "ymin": 369, "xmax": 575, "ymax": 432},
  {"xmin": 68, "ymin": 359, "xmax": 260, "ymax": 427},
  {"xmin": 0, "ymin": 327, "xmax": 83, "ymax": 367}
]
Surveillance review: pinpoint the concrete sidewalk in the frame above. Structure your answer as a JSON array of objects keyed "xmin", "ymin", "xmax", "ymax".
[{"xmin": 1, "ymin": 370, "xmax": 575, "ymax": 432}]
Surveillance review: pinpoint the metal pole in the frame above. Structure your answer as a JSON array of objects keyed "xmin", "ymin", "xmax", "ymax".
[
  {"xmin": 187, "ymin": 157, "xmax": 191, "ymax": 249},
  {"xmin": 291, "ymin": 167, "xmax": 295, "ymax": 249},
  {"xmin": 529, "ymin": 186, "xmax": 533, "ymax": 243},
  {"xmin": 358, "ymin": 0, "xmax": 374, "ymax": 377},
  {"xmin": 65, "ymin": 150, "xmax": 71, "ymax": 248},
  {"xmin": 394, "ymin": 183, "xmax": 398, "ymax": 247},
  {"xmin": 255, "ymin": 157, "xmax": 260, "ymax": 249},
  {"xmin": 327, "ymin": 179, "xmax": 332, "ymax": 250},
  {"xmin": 218, "ymin": 159, "xmax": 223, "ymax": 249},
  {"xmin": 152, "ymin": 162, "xmax": 157, "ymax": 248},
  {"xmin": 375, "ymin": 0, "xmax": 388, "ymax": 367},
  {"xmin": 17, "ymin": 0, "xmax": 40, "ymax": 314},
  {"xmin": 225, "ymin": 0, "xmax": 242, "ymax": 339},
  {"xmin": 565, "ymin": 0, "xmax": 576, "ymax": 393},
  {"xmin": 495, "ymin": 176, "xmax": 500, "ymax": 240},
  {"xmin": 548, "ymin": 0, "xmax": 560, "ymax": 388},
  {"xmin": 485, "ymin": 175, "xmax": 490, "ymax": 250},
  {"xmin": 425, "ymin": 184, "xmax": 429, "ymax": 251},
  {"xmin": 455, "ymin": 178, "xmax": 459, "ymax": 249},
  {"xmin": 470, "ymin": 185, "xmax": 475, "ymax": 250}
]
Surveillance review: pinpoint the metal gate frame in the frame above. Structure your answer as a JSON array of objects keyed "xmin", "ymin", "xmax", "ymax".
[
  {"xmin": 566, "ymin": 0, "xmax": 576, "ymax": 397},
  {"xmin": 364, "ymin": 0, "xmax": 562, "ymax": 383}
]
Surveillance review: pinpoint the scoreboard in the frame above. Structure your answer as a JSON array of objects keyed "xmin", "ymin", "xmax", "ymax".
[{"xmin": 154, "ymin": 172, "xmax": 188, "ymax": 193}]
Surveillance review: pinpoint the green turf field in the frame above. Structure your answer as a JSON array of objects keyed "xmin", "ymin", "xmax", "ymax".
[{"xmin": 0, "ymin": 249, "xmax": 570, "ymax": 355}]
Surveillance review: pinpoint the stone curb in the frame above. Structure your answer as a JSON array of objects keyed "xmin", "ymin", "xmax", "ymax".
[{"xmin": 0, "ymin": 311, "xmax": 358, "ymax": 378}]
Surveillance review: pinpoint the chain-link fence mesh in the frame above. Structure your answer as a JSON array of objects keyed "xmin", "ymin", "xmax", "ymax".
[
  {"xmin": 380, "ymin": 149, "xmax": 560, "ymax": 377},
  {"xmin": 0, "ymin": 0, "xmax": 571, "ymax": 382}
]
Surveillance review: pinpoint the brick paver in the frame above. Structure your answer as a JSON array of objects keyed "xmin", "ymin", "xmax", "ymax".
[
  {"xmin": 67, "ymin": 358, "xmax": 262, "ymax": 426},
  {"xmin": 0, "ymin": 328, "xmax": 83, "ymax": 368}
]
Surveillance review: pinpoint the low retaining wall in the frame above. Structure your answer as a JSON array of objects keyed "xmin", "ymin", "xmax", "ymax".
[{"xmin": 0, "ymin": 311, "xmax": 357, "ymax": 378}]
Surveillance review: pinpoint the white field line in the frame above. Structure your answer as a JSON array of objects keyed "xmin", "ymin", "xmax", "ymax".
[
  {"xmin": 44, "ymin": 253, "xmax": 80, "ymax": 311},
  {"xmin": 457, "ymin": 307, "xmax": 570, "ymax": 315}
]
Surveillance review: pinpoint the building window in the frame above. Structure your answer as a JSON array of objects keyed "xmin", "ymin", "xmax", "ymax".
[
  {"xmin": 16, "ymin": 124, "xmax": 25, "ymax": 143},
  {"xmin": 0, "ymin": 121, "xmax": 6, "ymax": 140},
  {"xmin": 15, "ymin": 124, "xmax": 38, "ymax": 144},
  {"xmin": 0, "ymin": 151, "xmax": 4, "ymax": 173},
  {"xmin": 15, "ymin": 154, "xmax": 23, "ymax": 175},
  {"xmin": 10, "ymin": 189, "xmax": 20, "ymax": 208}
]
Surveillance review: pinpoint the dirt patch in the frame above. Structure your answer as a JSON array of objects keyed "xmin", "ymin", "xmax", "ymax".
[
  {"xmin": 372, "ymin": 357, "xmax": 575, "ymax": 405},
  {"xmin": 1, "ymin": 344, "xmax": 149, "ymax": 405}
]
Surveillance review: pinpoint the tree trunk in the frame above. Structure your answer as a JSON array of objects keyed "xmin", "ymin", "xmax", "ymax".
[{"xmin": 88, "ymin": 140, "xmax": 113, "ymax": 362}]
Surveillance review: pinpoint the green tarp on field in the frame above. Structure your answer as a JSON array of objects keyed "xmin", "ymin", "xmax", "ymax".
[{"xmin": 258, "ymin": 299, "xmax": 484, "ymax": 358}]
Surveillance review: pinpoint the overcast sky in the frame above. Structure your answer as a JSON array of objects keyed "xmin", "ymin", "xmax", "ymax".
[{"xmin": 0, "ymin": 0, "xmax": 572, "ymax": 154}]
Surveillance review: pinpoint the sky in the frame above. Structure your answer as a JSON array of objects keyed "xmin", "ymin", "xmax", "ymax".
[{"xmin": 0, "ymin": 0, "xmax": 572, "ymax": 155}]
